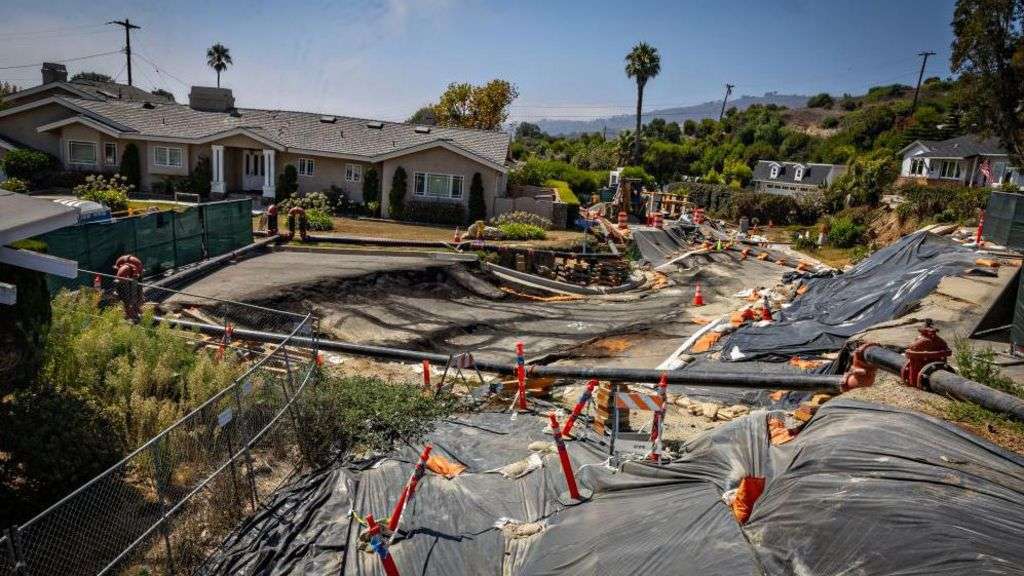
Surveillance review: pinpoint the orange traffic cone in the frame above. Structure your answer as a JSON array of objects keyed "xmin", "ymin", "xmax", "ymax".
[
  {"xmin": 453, "ymin": 227, "xmax": 462, "ymax": 243},
  {"xmin": 693, "ymin": 283, "xmax": 705, "ymax": 306}
]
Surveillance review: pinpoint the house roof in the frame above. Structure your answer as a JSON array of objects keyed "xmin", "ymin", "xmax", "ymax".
[
  {"xmin": 15, "ymin": 96, "xmax": 511, "ymax": 169},
  {"xmin": 751, "ymin": 161, "xmax": 844, "ymax": 186},
  {"xmin": 0, "ymin": 189, "xmax": 80, "ymax": 246},
  {"xmin": 3, "ymin": 79, "xmax": 174, "ymax": 105},
  {"xmin": 901, "ymin": 135, "xmax": 1007, "ymax": 159}
]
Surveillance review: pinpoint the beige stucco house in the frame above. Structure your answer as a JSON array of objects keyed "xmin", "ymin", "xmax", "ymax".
[{"xmin": 0, "ymin": 64, "xmax": 511, "ymax": 219}]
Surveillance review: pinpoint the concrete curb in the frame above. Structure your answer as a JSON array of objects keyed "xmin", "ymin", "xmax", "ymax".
[{"xmin": 271, "ymin": 243, "xmax": 479, "ymax": 262}]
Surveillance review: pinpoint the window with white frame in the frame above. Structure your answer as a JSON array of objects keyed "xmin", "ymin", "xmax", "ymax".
[
  {"xmin": 414, "ymin": 172, "xmax": 463, "ymax": 199},
  {"xmin": 345, "ymin": 163, "xmax": 362, "ymax": 182},
  {"xmin": 103, "ymin": 142, "xmax": 118, "ymax": 165},
  {"xmin": 153, "ymin": 145, "xmax": 183, "ymax": 168},
  {"xmin": 769, "ymin": 164, "xmax": 779, "ymax": 179},
  {"xmin": 68, "ymin": 141, "xmax": 97, "ymax": 166},
  {"xmin": 299, "ymin": 157, "xmax": 316, "ymax": 177},
  {"xmin": 909, "ymin": 158, "xmax": 926, "ymax": 176},
  {"xmin": 794, "ymin": 166, "xmax": 804, "ymax": 181},
  {"xmin": 939, "ymin": 160, "xmax": 961, "ymax": 179}
]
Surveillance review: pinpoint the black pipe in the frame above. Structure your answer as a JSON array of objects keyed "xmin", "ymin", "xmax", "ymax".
[
  {"xmin": 157, "ymin": 316, "xmax": 843, "ymax": 391},
  {"xmin": 863, "ymin": 344, "xmax": 1024, "ymax": 421}
]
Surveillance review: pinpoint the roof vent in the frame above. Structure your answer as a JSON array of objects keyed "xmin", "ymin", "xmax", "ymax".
[
  {"xmin": 142, "ymin": 101, "xmax": 156, "ymax": 109},
  {"xmin": 414, "ymin": 126, "xmax": 431, "ymax": 134},
  {"xmin": 320, "ymin": 115, "xmax": 337, "ymax": 123},
  {"xmin": 366, "ymin": 121, "xmax": 383, "ymax": 129}
]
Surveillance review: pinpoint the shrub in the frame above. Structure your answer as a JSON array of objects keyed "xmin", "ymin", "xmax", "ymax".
[
  {"xmin": 806, "ymin": 93, "xmax": 834, "ymax": 109},
  {"xmin": 953, "ymin": 337, "xmax": 1021, "ymax": 396},
  {"xmin": 0, "ymin": 239, "xmax": 51, "ymax": 389},
  {"xmin": 279, "ymin": 191, "xmax": 332, "ymax": 213},
  {"xmin": 821, "ymin": 116, "xmax": 840, "ymax": 129},
  {"xmin": 304, "ymin": 209, "xmax": 333, "ymax": 231},
  {"xmin": 400, "ymin": 200, "xmax": 465, "ymax": 225},
  {"xmin": 840, "ymin": 98, "xmax": 860, "ymax": 111},
  {"xmin": 389, "ymin": 166, "xmax": 408, "ymax": 219},
  {"xmin": 498, "ymin": 222, "xmax": 546, "ymax": 240},
  {"xmin": 2, "ymin": 149, "xmax": 57, "ymax": 183},
  {"xmin": 276, "ymin": 164, "xmax": 298, "ymax": 203},
  {"xmin": 468, "ymin": 172, "xmax": 486, "ymax": 222},
  {"xmin": 828, "ymin": 214, "xmax": 865, "ymax": 248},
  {"xmin": 1, "ymin": 177, "xmax": 29, "ymax": 193},
  {"xmin": 896, "ymin": 183, "xmax": 990, "ymax": 223},
  {"xmin": 716, "ymin": 190, "xmax": 813, "ymax": 225},
  {"xmin": 73, "ymin": 173, "xmax": 132, "ymax": 211},
  {"xmin": 491, "ymin": 211, "xmax": 553, "ymax": 230},
  {"xmin": 363, "ymin": 167, "xmax": 381, "ymax": 216},
  {"xmin": 544, "ymin": 178, "xmax": 579, "ymax": 228},
  {"xmin": 509, "ymin": 159, "xmax": 606, "ymax": 197},
  {"xmin": 791, "ymin": 230, "xmax": 818, "ymax": 251},
  {"xmin": 188, "ymin": 155, "xmax": 212, "ymax": 197},
  {"xmin": 120, "ymin": 143, "xmax": 141, "ymax": 191},
  {"xmin": 620, "ymin": 166, "xmax": 656, "ymax": 190},
  {"xmin": 294, "ymin": 374, "xmax": 454, "ymax": 467}
]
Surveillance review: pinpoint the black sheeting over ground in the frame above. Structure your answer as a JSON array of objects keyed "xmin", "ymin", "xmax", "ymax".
[
  {"xmin": 202, "ymin": 399, "xmax": 1024, "ymax": 575},
  {"xmin": 722, "ymin": 232, "xmax": 978, "ymax": 361},
  {"xmin": 633, "ymin": 224, "xmax": 698, "ymax": 267}
]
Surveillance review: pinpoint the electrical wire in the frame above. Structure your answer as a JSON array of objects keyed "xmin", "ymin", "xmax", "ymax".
[
  {"xmin": 0, "ymin": 23, "xmax": 108, "ymax": 40},
  {"xmin": 132, "ymin": 51, "xmax": 191, "ymax": 89},
  {"xmin": 0, "ymin": 49, "xmax": 123, "ymax": 71}
]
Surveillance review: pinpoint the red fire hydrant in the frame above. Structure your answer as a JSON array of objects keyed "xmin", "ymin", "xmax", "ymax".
[
  {"xmin": 901, "ymin": 320, "xmax": 951, "ymax": 389},
  {"xmin": 113, "ymin": 254, "xmax": 143, "ymax": 320},
  {"xmin": 287, "ymin": 206, "xmax": 308, "ymax": 241},
  {"xmin": 266, "ymin": 204, "xmax": 279, "ymax": 236}
]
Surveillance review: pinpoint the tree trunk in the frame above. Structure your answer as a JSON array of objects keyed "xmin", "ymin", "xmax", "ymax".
[
  {"xmin": 216, "ymin": 70, "xmax": 221, "ymax": 88},
  {"xmin": 634, "ymin": 83, "xmax": 644, "ymax": 165}
]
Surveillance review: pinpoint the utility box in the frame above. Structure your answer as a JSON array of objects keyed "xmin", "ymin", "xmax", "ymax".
[{"xmin": 982, "ymin": 191, "xmax": 1024, "ymax": 250}]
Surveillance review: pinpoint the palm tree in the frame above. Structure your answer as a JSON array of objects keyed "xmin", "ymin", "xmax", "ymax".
[
  {"xmin": 206, "ymin": 43, "xmax": 233, "ymax": 88},
  {"xmin": 624, "ymin": 42, "xmax": 661, "ymax": 165}
]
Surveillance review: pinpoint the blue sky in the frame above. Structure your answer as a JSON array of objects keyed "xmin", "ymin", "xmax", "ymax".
[{"xmin": 0, "ymin": 0, "xmax": 958, "ymax": 122}]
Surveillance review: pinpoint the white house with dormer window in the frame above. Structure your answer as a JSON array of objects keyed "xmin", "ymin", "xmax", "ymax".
[
  {"xmin": 751, "ymin": 161, "xmax": 847, "ymax": 196},
  {"xmin": 898, "ymin": 135, "xmax": 1022, "ymax": 188}
]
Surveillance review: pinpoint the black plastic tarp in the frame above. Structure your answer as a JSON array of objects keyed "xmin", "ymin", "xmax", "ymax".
[
  {"xmin": 202, "ymin": 399, "xmax": 1024, "ymax": 575},
  {"xmin": 721, "ymin": 232, "xmax": 978, "ymax": 361},
  {"xmin": 632, "ymin": 224, "xmax": 697, "ymax": 267}
]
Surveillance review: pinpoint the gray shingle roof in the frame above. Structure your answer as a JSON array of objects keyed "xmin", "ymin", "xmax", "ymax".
[
  {"xmin": 64, "ymin": 97, "xmax": 511, "ymax": 166},
  {"xmin": 913, "ymin": 135, "xmax": 1006, "ymax": 159},
  {"xmin": 5, "ymin": 80, "xmax": 174, "ymax": 104},
  {"xmin": 751, "ymin": 161, "xmax": 844, "ymax": 186}
]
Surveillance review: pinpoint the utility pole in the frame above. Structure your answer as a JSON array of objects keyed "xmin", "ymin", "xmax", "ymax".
[
  {"xmin": 107, "ymin": 18, "xmax": 140, "ymax": 86},
  {"xmin": 719, "ymin": 83, "xmax": 735, "ymax": 121},
  {"xmin": 911, "ymin": 51, "xmax": 935, "ymax": 112}
]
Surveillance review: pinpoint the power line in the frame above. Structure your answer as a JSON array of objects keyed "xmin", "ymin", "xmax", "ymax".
[
  {"xmin": 0, "ymin": 23, "xmax": 108, "ymax": 40},
  {"xmin": 107, "ymin": 19, "xmax": 140, "ymax": 86},
  {"xmin": 0, "ymin": 49, "xmax": 123, "ymax": 71},
  {"xmin": 133, "ymin": 51, "xmax": 191, "ymax": 88}
]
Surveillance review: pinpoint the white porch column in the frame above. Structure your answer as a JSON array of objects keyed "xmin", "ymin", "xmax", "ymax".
[
  {"xmin": 262, "ymin": 149, "xmax": 276, "ymax": 199},
  {"xmin": 211, "ymin": 145, "xmax": 226, "ymax": 194}
]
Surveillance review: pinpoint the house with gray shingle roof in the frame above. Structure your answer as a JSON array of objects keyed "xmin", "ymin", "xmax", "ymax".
[
  {"xmin": 751, "ymin": 161, "xmax": 847, "ymax": 196},
  {"xmin": 898, "ymin": 135, "xmax": 1022, "ymax": 188},
  {"xmin": 0, "ymin": 65, "xmax": 511, "ymax": 219}
]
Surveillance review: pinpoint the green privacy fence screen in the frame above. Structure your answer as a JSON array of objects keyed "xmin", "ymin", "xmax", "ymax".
[{"xmin": 39, "ymin": 198, "xmax": 253, "ymax": 292}]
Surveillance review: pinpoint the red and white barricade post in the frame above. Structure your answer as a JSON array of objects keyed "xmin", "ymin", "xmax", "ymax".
[
  {"xmin": 561, "ymin": 379, "xmax": 597, "ymax": 438},
  {"xmin": 387, "ymin": 444, "xmax": 432, "ymax": 543},
  {"xmin": 514, "ymin": 342, "xmax": 528, "ymax": 412},
  {"xmin": 548, "ymin": 412, "xmax": 593, "ymax": 505},
  {"xmin": 648, "ymin": 374, "xmax": 669, "ymax": 463}
]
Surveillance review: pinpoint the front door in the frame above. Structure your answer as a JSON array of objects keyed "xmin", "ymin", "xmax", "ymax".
[{"xmin": 243, "ymin": 150, "xmax": 265, "ymax": 191}]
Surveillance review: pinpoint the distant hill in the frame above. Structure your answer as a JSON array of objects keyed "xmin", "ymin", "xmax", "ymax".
[{"xmin": 532, "ymin": 93, "xmax": 811, "ymax": 136}]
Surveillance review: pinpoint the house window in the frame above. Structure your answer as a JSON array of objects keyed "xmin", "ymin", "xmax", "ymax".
[
  {"xmin": 345, "ymin": 163, "xmax": 362, "ymax": 182},
  {"xmin": 794, "ymin": 166, "xmax": 804, "ymax": 181},
  {"xmin": 104, "ymin": 142, "xmax": 118, "ymax": 165},
  {"xmin": 68, "ymin": 141, "xmax": 97, "ymax": 166},
  {"xmin": 414, "ymin": 172, "xmax": 463, "ymax": 199},
  {"xmin": 939, "ymin": 160, "xmax": 961, "ymax": 179},
  {"xmin": 909, "ymin": 158, "xmax": 926, "ymax": 176},
  {"xmin": 299, "ymin": 158, "xmax": 316, "ymax": 177},
  {"xmin": 769, "ymin": 164, "xmax": 779, "ymax": 179},
  {"xmin": 153, "ymin": 145, "xmax": 183, "ymax": 168}
]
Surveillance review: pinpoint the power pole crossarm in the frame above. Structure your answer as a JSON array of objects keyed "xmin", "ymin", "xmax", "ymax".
[
  {"xmin": 719, "ymin": 84, "xmax": 734, "ymax": 121},
  {"xmin": 911, "ymin": 51, "xmax": 935, "ymax": 113},
  {"xmin": 107, "ymin": 18, "xmax": 141, "ymax": 87}
]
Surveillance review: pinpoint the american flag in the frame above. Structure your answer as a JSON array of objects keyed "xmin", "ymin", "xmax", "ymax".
[{"xmin": 980, "ymin": 158, "xmax": 993, "ymax": 181}]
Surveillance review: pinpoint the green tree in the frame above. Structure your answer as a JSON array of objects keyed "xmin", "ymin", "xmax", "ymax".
[
  {"xmin": 682, "ymin": 119, "xmax": 697, "ymax": 136},
  {"xmin": 722, "ymin": 158, "xmax": 753, "ymax": 187},
  {"xmin": 276, "ymin": 164, "xmax": 298, "ymax": 202},
  {"xmin": 70, "ymin": 71, "xmax": 113, "ymax": 82},
  {"xmin": 433, "ymin": 80, "xmax": 519, "ymax": 130},
  {"xmin": 642, "ymin": 141, "xmax": 696, "ymax": 184},
  {"xmin": 206, "ymin": 43, "xmax": 233, "ymax": 88},
  {"xmin": 806, "ymin": 93, "xmax": 835, "ymax": 108},
  {"xmin": 1, "ymin": 149, "xmax": 56, "ymax": 184},
  {"xmin": 407, "ymin": 105, "xmax": 436, "ymax": 125},
  {"xmin": 468, "ymin": 172, "xmax": 486, "ymax": 222},
  {"xmin": 625, "ymin": 42, "xmax": 661, "ymax": 164},
  {"xmin": 389, "ymin": 166, "xmax": 408, "ymax": 219},
  {"xmin": 120, "ymin": 143, "xmax": 141, "ymax": 190},
  {"xmin": 515, "ymin": 122, "xmax": 545, "ymax": 140},
  {"xmin": 363, "ymin": 166, "xmax": 381, "ymax": 214},
  {"xmin": 829, "ymin": 152, "xmax": 898, "ymax": 208},
  {"xmin": 951, "ymin": 0, "xmax": 1024, "ymax": 164}
]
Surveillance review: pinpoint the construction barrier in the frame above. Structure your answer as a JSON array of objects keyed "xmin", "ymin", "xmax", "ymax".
[
  {"xmin": 388, "ymin": 445, "xmax": 433, "ymax": 537},
  {"xmin": 562, "ymin": 379, "xmax": 597, "ymax": 437},
  {"xmin": 515, "ymin": 341, "xmax": 528, "ymax": 411},
  {"xmin": 614, "ymin": 391, "xmax": 666, "ymax": 412},
  {"xmin": 648, "ymin": 374, "xmax": 669, "ymax": 463},
  {"xmin": 548, "ymin": 412, "xmax": 591, "ymax": 505}
]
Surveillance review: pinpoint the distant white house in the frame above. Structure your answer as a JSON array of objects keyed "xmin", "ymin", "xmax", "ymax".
[
  {"xmin": 898, "ymin": 135, "xmax": 1022, "ymax": 188},
  {"xmin": 751, "ymin": 161, "xmax": 847, "ymax": 196}
]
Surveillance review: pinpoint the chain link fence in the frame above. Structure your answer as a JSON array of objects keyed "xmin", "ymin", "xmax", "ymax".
[{"xmin": 3, "ymin": 272, "xmax": 320, "ymax": 576}]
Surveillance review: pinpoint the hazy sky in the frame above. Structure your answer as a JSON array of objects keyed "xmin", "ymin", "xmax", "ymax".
[{"xmin": 0, "ymin": 0, "xmax": 958, "ymax": 122}]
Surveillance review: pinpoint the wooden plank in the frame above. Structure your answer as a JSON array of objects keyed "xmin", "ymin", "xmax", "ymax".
[
  {"xmin": 0, "ymin": 246, "xmax": 77, "ymax": 278},
  {"xmin": 0, "ymin": 282, "xmax": 15, "ymax": 305}
]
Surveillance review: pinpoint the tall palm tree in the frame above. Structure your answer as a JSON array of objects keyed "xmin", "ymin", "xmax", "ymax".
[
  {"xmin": 624, "ymin": 42, "xmax": 661, "ymax": 165},
  {"xmin": 206, "ymin": 43, "xmax": 233, "ymax": 88}
]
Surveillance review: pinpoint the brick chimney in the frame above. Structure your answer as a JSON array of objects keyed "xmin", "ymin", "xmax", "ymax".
[
  {"xmin": 41, "ymin": 62, "xmax": 68, "ymax": 84},
  {"xmin": 188, "ymin": 86, "xmax": 235, "ymax": 112}
]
